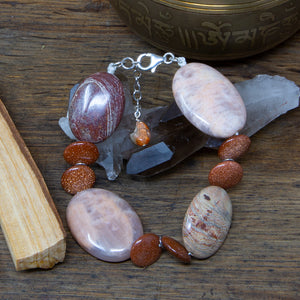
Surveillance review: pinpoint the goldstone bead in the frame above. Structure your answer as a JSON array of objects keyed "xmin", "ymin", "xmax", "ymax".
[
  {"xmin": 182, "ymin": 186, "xmax": 232, "ymax": 259},
  {"xmin": 161, "ymin": 236, "xmax": 191, "ymax": 264},
  {"xmin": 63, "ymin": 141, "xmax": 99, "ymax": 165},
  {"xmin": 130, "ymin": 233, "xmax": 162, "ymax": 267},
  {"xmin": 218, "ymin": 134, "xmax": 251, "ymax": 160},
  {"xmin": 208, "ymin": 160, "xmax": 243, "ymax": 189},
  {"xmin": 61, "ymin": 165, "xmax": 96, "ymax": 194}
]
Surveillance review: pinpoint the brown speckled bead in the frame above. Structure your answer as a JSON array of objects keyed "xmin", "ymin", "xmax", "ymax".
[
  {"xmin": 61, "ymin": 165, "xmax": 96, "ymax": 194},
  {"xmin": 218, "ymin": 134, "xmax": 251, "ymax": 160},
  {"xmin": 161, "ymin": 236, "xmax": 191, "ymax": 264},
  {"xmin": 208, "ymin": 160, "xmax": 243, "ymax": 189},
  {"xmin": 63, "ymin": 141, "xmax": 99, "ymax": 165},
  {"xmin": 182, "ymin": 186, "xmax": 232, "ymax": 259},
  {"xmin": 130, "ymin": 233, "xmax": 162, "ymax": 267},
  {"xmin": 130, "ymin": 121, "xmax": 151, "ymax": 147}
]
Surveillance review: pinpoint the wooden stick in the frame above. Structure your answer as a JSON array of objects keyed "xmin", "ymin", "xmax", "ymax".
[{"xmin": 0, "ymin": 98, "xmax": 66, "ymax": 271}]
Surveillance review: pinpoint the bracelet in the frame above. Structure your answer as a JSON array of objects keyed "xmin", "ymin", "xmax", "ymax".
[{"xmin": 60, "ymin": 52, "xmax": 252, "ymax": 267}]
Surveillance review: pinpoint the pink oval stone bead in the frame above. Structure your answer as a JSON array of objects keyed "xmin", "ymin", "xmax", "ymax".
[
  {"xmin": 172, "ymin": 63, "xmax": 246, "ymax": 138},
  {"xmin": 69, "ymin": 72, "xmax": 125, "ymax": 143},
  {"xmin": 66, "ymin": 188, "xmax": 143, "ymax": 262},
  {"xmin": 183, "ymin": 186, "xmax": 232, "ymax": 259}
]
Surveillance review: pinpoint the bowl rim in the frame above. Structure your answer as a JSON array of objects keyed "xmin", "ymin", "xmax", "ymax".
[{"xmin": 153, "ymin": 0, "xmax": 290, "ymax": 13}]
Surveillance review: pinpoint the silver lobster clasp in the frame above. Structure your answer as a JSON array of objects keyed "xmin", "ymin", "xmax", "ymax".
[{"xmin": 136, "ymin": 53, "xmax": 165, "ymax": 73}]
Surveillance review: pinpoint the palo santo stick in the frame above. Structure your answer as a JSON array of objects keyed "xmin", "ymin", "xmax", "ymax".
[{"xmin": 0, "ymin": 99, "xmax": 66, "ymax": 271}]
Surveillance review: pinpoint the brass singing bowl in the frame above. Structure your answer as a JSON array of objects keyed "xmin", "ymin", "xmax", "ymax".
[{"xmin": 110, "ymin": 0, "xmax": 300, "ymax": 60}]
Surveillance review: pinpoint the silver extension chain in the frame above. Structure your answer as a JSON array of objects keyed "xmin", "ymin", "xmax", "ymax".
[{"xmin": 107, "ymin": 52, "xmax": 186, "ymax": 121}]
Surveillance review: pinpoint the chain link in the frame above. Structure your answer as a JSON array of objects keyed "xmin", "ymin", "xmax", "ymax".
[
  {"xmin": 106, "ymin": 53, "xmax": 186, "ymax": 121},
  {"xmin": 133, "ymin": 69, "xmax": 142, "ymax": 121}
]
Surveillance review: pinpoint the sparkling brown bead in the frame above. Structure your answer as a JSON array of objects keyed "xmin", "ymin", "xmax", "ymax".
[
  {"xmin": 218, "ymin": 134, "xmax": 251, "ymax": 160},
  {"xmin": 63, "ymin": 141, "xmax": 99, "ymax": 165},
  {"xmin": 208, "ymin": 160, "xmax": 243, "ymax": 189},
  {"xmin": 61, "ymin": 165, "xmax": 96, "ymax": 194},
  {"xmin": 130, "ymin": 121, "xmax": 151, "ymax": 147},
  {"xmin": 161, "ymin": 236, "xmax": 191, "ymax": 264},
  {"xmin": 130, "ymin": 233, "xmax": 162, "ymax": 267}
]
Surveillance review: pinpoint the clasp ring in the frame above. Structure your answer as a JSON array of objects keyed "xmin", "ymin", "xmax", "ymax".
[{"xmin": 136, "ymin": 53, "xmax": 165, "ymax": 73}]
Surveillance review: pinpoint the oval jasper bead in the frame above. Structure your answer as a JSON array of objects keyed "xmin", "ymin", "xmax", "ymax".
[
  {"xmin": 182, "ymin": 186, "xmax": 232, "ymax": 259},
  {"xmin": 130, "ymin": 233, "xmax": 162, "ymax": 267},
  {"xmin": 68, "ymin": 72, "xmax": 125, "ymax": 143},
  {"xmin": 218, "ymin": 134, "xmax": 251, "ymax": 160},
  {"xmin": 61, "ymin": 165, "xmax": 96, "ymax": 194},
  {"xmin": 208, "ymin": 160, "xmax": 243, "ymax": 189},
  {"xmin": 63, "ymin": 141, "xmax": 99, "ymax": 165},
  {"xmin": 67, "ymin": 189, "xmax": 143, "ymax": 262},
  {"xmin": 172, "ymin": 63, "xmax": 246, "ymax": 138},
  {"xmin": 161, "ymin": 236, "xmax": 191, "ymax": 264}
]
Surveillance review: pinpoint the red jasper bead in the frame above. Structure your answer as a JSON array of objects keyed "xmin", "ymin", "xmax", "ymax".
[
  {"xmin": 161, "ymin": 236, "xmax": 191, "ymax": 264},
  {"xmin": 208, "ymin": 160, "xmax": 243, "ymax": 189},
  {"xmin": 68, "ymin": 72, "xmax": 125, "ymax": 143},
  {"xmin": 130, "ymin": 233, "xmax": 162, "ymax": 267},
  {"xmin": 218, "ymin": 134, "xmax": 251, "ymax": 160},
  {"xmin": 63, "ymin": 141, "xmax": 99, "ymax": 165},
  {"xmin": 61, "ymin": 165, "xmax": 96, "ymax": 194}
]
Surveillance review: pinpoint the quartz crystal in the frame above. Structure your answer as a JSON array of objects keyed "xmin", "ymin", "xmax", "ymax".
[
  {"xmin": 59, "ymin": 74, "xmax": 299, "ymax": 179},
  {"xmin": 67, "ymin": 189, "xmax": 143, "ymax": 262},
  {"xmin": 126, "ymin": 142, "xmax": 173, "ymax": 175},
  {"xmin": 236, "ymin": 75, "xmax": 300, "ymax": 137}
]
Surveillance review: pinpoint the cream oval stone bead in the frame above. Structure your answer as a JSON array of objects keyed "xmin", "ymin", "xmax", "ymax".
[
  {"xmin": 67, "ymin": 188, "xmax": 143, "ymax": 262},
  {"xmin": 172, "ymin": 63, "xmax": 246, "ymax": 138},
  {"xmin": 182, "ymin": 186, "xmax": 232, "ymax": 259}
]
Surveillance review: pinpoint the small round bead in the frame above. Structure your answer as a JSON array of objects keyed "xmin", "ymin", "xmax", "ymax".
[
  {"xmin": 130, "ymin": 233, "xmax": 162, "ymax": 267},
  {"xmin": 208, "ymin": 160, "xmax": 243, "ymax": 189},
  {"xmin": 63, "ymin": 141, "xmax": 99, "ymax": 165},
  {"xmin": 161, "ymin": 236, "xmax": 191, "ymax": 264},
  {"xmin": 130, "ymin": 121, "xmax": 151, "ymax": 147},
  {"xmin": 218, "ymin": 134, "xmax": 251, "ymax": 160},
  {"xmin": 61, "ymin": 165, "xmax": 96, "ymax": 194}
]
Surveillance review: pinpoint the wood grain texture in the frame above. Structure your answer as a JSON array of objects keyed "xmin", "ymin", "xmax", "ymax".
[
  {"xmin": 0, "ymin": 0, "xmax": 299, "ymax": 298},
  {"xmin": 0, "ymin": 98, "xmax": 66, "ymax": 271}
]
